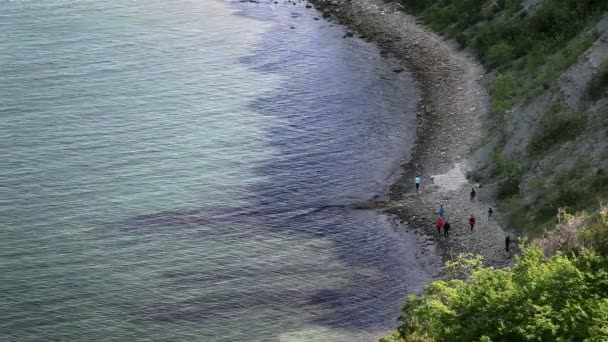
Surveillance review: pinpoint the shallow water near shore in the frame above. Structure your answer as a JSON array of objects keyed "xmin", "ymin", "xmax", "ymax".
[{"xmin": 1, "ymin": 0, "xmax": 439, "ymax": 341}]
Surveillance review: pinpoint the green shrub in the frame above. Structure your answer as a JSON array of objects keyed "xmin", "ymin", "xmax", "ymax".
[
  {"xmin": 422, "ymin": 4, "xmax": 459, "ymax": 31},
  {"xmin": 521, "ymin": 159, "xmax": 607, "ymax": 233},
  {"xmin": 534, "ymin": 206, "xmax": 608, "ymax": 257},
  {"xmin": 388, "ymin": 236, "xmax": 608, "ymax": 341},
  {"xmin": 490, "ymin": 147, "xmax": 522, "ymax": 199},
  {"xmin": 592, "ymin": 168, "xmax": 608, "ymax": 190},
  {"xmin": 485, "ymin": 41, "xmax": 513, "ymax": 68},
  {"xmin": 528, "ymin": 102, "xmax": 587, "ymax": 156},
  {"xmin": 490, "ymin": 73, "xmax": 515, "ymax": 114},
  {"xmin": 498, "ymin": 194, "xmax": 536, "ymax": 234},
  {"xmin": 497, "ymin": 166, "xmax": 521, "ymax": 199}
]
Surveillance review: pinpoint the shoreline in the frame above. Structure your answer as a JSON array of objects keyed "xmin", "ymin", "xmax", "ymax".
[{"xmin": 309, "ymin": 0, "xmax": 513, "ymax": 269}]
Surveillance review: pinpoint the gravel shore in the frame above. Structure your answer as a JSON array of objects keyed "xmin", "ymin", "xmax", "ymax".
[{"xmin": 308, "ymin": 0, "xmax": 513, "ymax": 269}]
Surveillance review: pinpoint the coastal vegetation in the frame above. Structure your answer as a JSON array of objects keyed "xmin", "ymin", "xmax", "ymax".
[
  {"xmin": 382, "ymin": 207, "xmax": 608, "ymax": 341},
  {"xmin": 400, "ymin": 0, "xmax": 605, "ymax": 72}
]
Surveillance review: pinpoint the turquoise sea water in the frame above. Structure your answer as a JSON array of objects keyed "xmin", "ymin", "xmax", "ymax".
[{"xmin": 1, "ymin": 0, "xmax": 439, "ymax": 341}]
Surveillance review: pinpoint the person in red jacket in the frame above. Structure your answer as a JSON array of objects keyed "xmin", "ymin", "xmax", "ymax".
[
  {"xmin": 469, "ymin": 215, "xmax": 476, "ymax": 231},
  {"xmin": 436, "ymin": 218, "xmax": 444, "ymax": 234}
]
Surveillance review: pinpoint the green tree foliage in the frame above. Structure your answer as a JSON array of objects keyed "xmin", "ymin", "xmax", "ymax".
[
  {"xmin": 486, "ymin": 42, "xmax": 513, "ymax": 69},
  {"xmin": 382, "ymin": 208, "xmax": 608, "ymax": 342},
  {"xmin": 534, "ymin": 207, "xmax": 608, "ymax": 257}
]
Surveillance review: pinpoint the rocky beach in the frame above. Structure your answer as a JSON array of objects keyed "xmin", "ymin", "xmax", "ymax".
[{"xmin": 308, "ymin": 0, "xmax": 514, "ymax": 269}]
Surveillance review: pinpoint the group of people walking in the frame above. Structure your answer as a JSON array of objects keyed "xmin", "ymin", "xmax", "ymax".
[
  {"xmin": 414, "ymin": 175, "xmax": 511, "ymax": 253},
  {"xmin": 434, "ymin": 204, "xmax": 477, "ymax": 238}
]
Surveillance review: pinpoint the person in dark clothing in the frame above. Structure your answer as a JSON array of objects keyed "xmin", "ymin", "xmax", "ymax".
[
  {"xmin": 505, "ymin": 235, "xmax": 511, "ymax": 253},
  {"xmin": 470, "ymin": 187, "xmax": 476, "ymax": 201},
  {"xmin": 443, "ymin": 221, "xmax": 451, "ymax": 239},
  {"xmin": 488, "ymin": 207, "xmax": 493, "ymax": 217}
]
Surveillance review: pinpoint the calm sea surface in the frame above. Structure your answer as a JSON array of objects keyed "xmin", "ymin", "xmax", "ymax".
[{"xmin": 1, "ymin": 0, "xmax": 439, "ymax": 341}]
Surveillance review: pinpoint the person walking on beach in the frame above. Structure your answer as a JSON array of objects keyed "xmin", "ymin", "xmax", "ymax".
[
  {"xmin": 488, "ymin": 207, "xmax": 493, "ymax": 218},
  {"xmin": 443, "ymin": 221, "xmax": 451, "ymax": 239},
  {"xmin": 470, "ymin": 187, "xmax": 476, "ymax": 201},
  {"xmin": 415, "ymin": 175, "xmax": 421, "ymax": 192},
  {"xmin": 436, "ymin": 218, "xmax": 444, "ymax": 235},
  {"xmin": 438, "ymin": 204, "xmax": 446, "ymax": 219},
  {"xmin": 469, "ymin": 214, "xmax": 476, "ymax": 232}
]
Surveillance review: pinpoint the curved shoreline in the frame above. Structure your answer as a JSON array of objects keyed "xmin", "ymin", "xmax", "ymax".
[{"xmin": 309, "ymin": 0, "xmax": 512, "ymax": 268}]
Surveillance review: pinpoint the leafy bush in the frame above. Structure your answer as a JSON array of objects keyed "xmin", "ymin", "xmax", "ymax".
[
  {"xmin": 534, "ymin": 206, "xmax": 608, "ymax": 257},
  {"xmin": 385, "ymin": 223, "xmax": 608, "ymax": 341},
  {"xmin": 497, "ymin": 166, "xmax": 521, "ymax": 199},
  {"xmin": 491, "ymin": 148, "xmax": 522, "ymax": 199},
  {"xmin": 490, "ymin": 73, "xmax": 515, "ymax": 114},
  {"xmin": 486, "ymin": 41, "xmax": 513, "ymax": 69},
  {"xmin": 514, "ymin": 160, "xmax": 608, "ymax": 235},
  {"xmin": 499, "ymin": 194, "xmax": 537, "ymax": 234}
]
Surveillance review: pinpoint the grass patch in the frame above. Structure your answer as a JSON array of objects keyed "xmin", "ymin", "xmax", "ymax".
[
  {"xmin": 528, "ymin": 102, "xmax": 587, "ymax": 157},
  {"xmin": 487, "ymin": 73, "xmax": 516, "ymax": 138},
  {"xmin": 490, "ymin": 73, "xmax": 515, "ymax": 113}
]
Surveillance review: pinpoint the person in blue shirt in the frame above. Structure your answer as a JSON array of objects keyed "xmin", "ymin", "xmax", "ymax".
[
  {"xmin": 415, "ymin": 175, "xmax": 421, "ymax": 191},
  {"xmin": 438, "ymin": 204, "xmax": 446, "ymax": 219}
]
